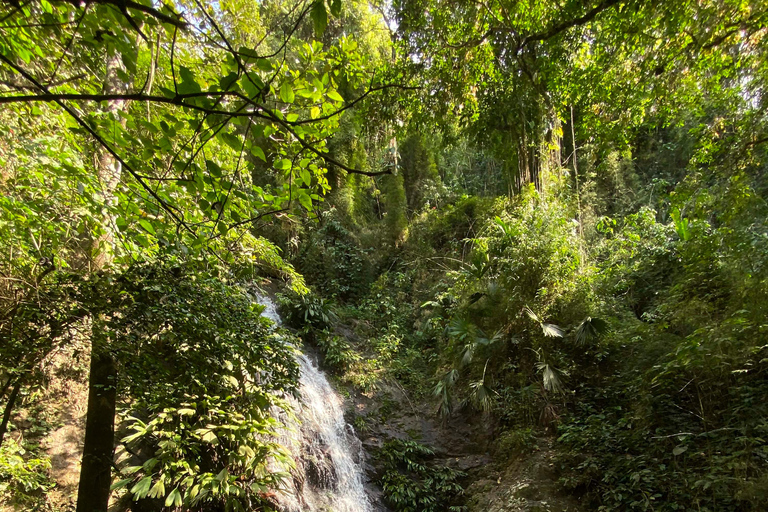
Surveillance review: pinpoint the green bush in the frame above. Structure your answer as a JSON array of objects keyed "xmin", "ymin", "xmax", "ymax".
[
  {"xmin": 294, "ymin": 217, "xmax": 373, "ymax": 300},
  {"xmin": 553, "ymin": 196, "xmax": 768, "ymax": 511},
  {"xmin": 101, "ymin": 262, "xmax": 300, "ymax": 512},
  {"xmin": 495, "ymin": 428, "xmax": 536, "ymax": 458},
  {"xmin": 317, "ymin": 331, "xmax": 360, "ymax": 371},
  {"xmin": 379, "ymin": 439, "xmax": 466, "ymax": 512},
  {"xmin": 277, "ymin": 290, "xmax": 338, "ymax": 330},
  {"xmin": 0, "ymin": 438, "xmax": 53, "ymax": 505}
]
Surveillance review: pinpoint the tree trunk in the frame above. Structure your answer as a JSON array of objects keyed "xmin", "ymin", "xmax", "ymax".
[
  {"xmin": 0, "ymin": 380, "xmax": 21, "ymax": 448},
  {"xmin": 77, "ymin": 338, "xmax": 116, "ymax": 512},
  {"xmin": 570, "ymin": 105, "xmax": 583, "ymax": 237},
  {"xmin": 91, "ymin": 50, "xmax": 128, "ymax": 270},
  {"xmin": 77, "ymin": 48, "xmax": 128, "ymax": 512}
]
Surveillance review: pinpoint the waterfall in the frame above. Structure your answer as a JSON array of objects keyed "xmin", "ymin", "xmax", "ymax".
[{"xmin": 257, "ymin": 294, "xmax": 373, "ymax": 512}]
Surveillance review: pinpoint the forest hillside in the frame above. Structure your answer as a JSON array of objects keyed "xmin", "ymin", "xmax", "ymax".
[{"xmin": 1, "ymin": 0, "xmax": 767, "ymax": 511}]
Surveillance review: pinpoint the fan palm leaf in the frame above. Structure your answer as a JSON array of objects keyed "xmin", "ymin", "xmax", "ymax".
[{"xmin": 574, "ymin": 316, "xmax": 608, "ymax": 345}]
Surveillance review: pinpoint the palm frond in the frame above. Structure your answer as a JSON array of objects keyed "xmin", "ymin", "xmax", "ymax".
[
  {"xmin": 433, "ymin": 368, "xmax": 459, "ymax": 417},
  {"xmin": 540, "ymin": 402, "xmax": 560, "ymax": 427},
  {"xmin": 574, "ymin": 316, "xmax": 608, "ymax": 346},
  {"xmin": 542, "ymin": 323, "xmax": 565, "ymax": 338},
  {"xmin": 447, "ymin": 317, "xmax": 474, "ymax": 341},
  {"xmin": 535, "ymin": 361, "xmax": 565, "ymax": 395},
  {"xmin": 462, "ymin": 359, "xmax": 496, "ymax": 412},
  {"xmin": 465, "ymin": 380, "xmax": 495, "ymax": 412},
  {"xmin": 461, "ymin": 342, "xmax": 476, "ymax": 366},
  {"xmin": 493, "ymin": 216, "xmax": 515, "ymax": 238},
  {"xmin": 482, "ymin": 280, "xmax": 503, "ymax": 306},
  {"xmin": 488, "ymin": 329, "xmax": 505, "ymax": 345},
  {"xmin": 523, "ymin": 306, "xmax": 540, "ymax": 323},
  {"xmin": 524, "ymin": 306, "xmax": 564, "ymax": 337},
  {"xmin": 467, "ymin": 292, "xmax": 486, "ymax": 305}
]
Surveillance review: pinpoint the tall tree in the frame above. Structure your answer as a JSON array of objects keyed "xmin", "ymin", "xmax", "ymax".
[{"xmin": 76, "ymin": 47, "xmax": 130, "ymax": 512}]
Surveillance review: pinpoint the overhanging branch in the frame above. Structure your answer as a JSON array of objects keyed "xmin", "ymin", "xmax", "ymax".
[
  {"xmin": 55, "ymin": 0, "xmax": 187, "ymax": 29},
  {"xmin": 518, "ymin": 0, "xmax": 622, "ymax": 51},
  {"xmin": 0, "ymin": 53, "xmax": 197, "ymax": 236}
]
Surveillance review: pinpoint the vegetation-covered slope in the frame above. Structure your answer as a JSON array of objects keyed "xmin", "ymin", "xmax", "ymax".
[{"xmin": 2, "ymin": 0, "xmax": 768, "ymax": 511}]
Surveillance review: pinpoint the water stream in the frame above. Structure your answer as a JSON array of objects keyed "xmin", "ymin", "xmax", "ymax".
[{"xmin": 257, "ymin": 294, "xmax": 373, "ymax": 512}]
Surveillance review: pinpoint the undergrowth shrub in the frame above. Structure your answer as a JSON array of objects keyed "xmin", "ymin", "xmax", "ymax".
[
  {"xmin": 316, "ymin": 331, "xmax": 360, "ymax": 371},
  {"xmin": 378, "ymin": 439, "xmax": 466, "ymax": 512},
  {"xmin": 102, "ymin": 262, "xmax": 300, "ymax": 511},
  {"xmin": 495, "ymin": 428, "xmax": 536, "ymax": 458},
  {"xmin": 0, "ymin": 438, "xmax": 52, "ymax": 506},
  {"xmin": 277, "ymin": 290, "xmax": 338, "ymax": 330},
  {"xmin": 294, "ymin": 216, "xmax": 373, "ymax": 300},
  {"xmin": 554, "ymin": 193, "xmax": 768, "ymax": 511}
]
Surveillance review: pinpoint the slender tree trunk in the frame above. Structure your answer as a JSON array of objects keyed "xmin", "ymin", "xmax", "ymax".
[
  {"xmin": 0, "ymin": 375, "xmax": 13, "ymax": 400},
  {"xmin": 77, "ymin": 48, "xmax": 128, "ymax": 512},
  {"xmin": 0, "ymin": 380, "xmax": 21, "ymax": 448},
  {"xmin": 570, "ymin": 105, "xmax": 583, "ymax": 238},
  {"xmin": 91, "ymin": 51, "xmax": 128, "ymax": 270},
  {"xmin": 77, "ymin": 335, "xmax": 116, "ymax": 512}
]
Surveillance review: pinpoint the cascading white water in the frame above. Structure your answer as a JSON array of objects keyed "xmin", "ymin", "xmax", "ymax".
[{"xmin": 257, "ymin": 294, "xmax": 372, "ymax": 512}]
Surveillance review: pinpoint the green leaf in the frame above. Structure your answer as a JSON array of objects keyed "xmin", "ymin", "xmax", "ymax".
[
  {"xmin": 220, "ymin": 132, "xmax": 242, "ymax": 151},
  {"xmin": 138, "ymin": 219, "xmax": 155, "ymax": 235},
  {"xmin": 238, "ymin": 46, "xmax": 260, "ymax": 60},
  {"xmin": 256, "ymin": 59, "xmax": 273, "ymax": 72},
  {"xmin": 130, "ymin": 476, "xmax": 153, "ymax": 498},
  {"xmin": 123, "ymin": 465, "xmax": 143, "ymax": 475},
  {"xmin": 201, "ymin": 430, "xmax": 219, "ymax": 444},
  {"xmin": 299, "ymin": 191, "xmax": 313, "ymax": 211},
  {"xmin": 111, "ymin": 478, "xmax": 133, "ymax": 491},
  {"xmin": 274, "ymin": 158, "xmax": 292, "ymax": 170},
  {"xmin": 310, "ymin": 0, "xmax": 328, "ymax": 35},
  {"xmin": 218, "ymin": 72, "xmax": 239, "ymax": 91},
  {"xmin": 177, "ymin": 66, "xmax": 202, "ymax": 95},
  {"xmin": 251, "ymin": 146, "xmax": 266, "ymax": 162},
  {"xmin": 147, "ymin": 479, "xmax": 166, "ymax": 499},
  {"xmin": 242, "ymin": 73, "xmax": 265, "ymax": 98},
  {"xmin": 673, "ymin": 445, "xmax": 688, "ymax": 456},
  {"xmin": 300, "ymin": 169, "xmax": 312, "ymax": 186},
  {"xmin": 207, "ymin": 160, "xmax": 223, "ymax": 178},
  {"xmin": 165, "ymin": 488, "xmax": 182, "ymax": 507},
  {"xmin": 327, "ymin": 90, "xmax": 344, "ymax": 102},
  {"xmin": 280, "ymin": 82, "xmax": 295, "ymax": 104},
  {"xmin": 330, "ymin": 0, "xmax": 342, "ymax": 17}
]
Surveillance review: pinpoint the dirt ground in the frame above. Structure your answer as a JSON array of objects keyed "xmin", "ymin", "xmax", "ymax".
[{"xmin": 1, "ymin": 339, "xmax": 88, "ymax": 512}]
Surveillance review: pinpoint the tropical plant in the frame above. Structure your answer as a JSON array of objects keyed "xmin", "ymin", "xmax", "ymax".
[{"xmin": 378, "ymin": 439, "xmax": 466, "ymax": 512}]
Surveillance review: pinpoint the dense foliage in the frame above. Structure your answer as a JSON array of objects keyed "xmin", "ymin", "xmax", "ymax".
[
  {"xmin": 3, "ymin": 0, "xmax": 768, "ymax": 511},
  {"xmin": 378, "ymin": 439, "xmax": 466, "ymax": 512},
  {"xmin": 104, "ymin": 263, "xmax": 300, "ymax": 511}
]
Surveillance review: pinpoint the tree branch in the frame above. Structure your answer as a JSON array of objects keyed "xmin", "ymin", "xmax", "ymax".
[
  {"xmin": 0, "ymin": 53, "xmax": 197, "ymax": 236},
  {"xmin": 0, "ymin": 90, "xmax": 395, "ymax": 176},
  {"xmin": 293, "ymin": 82, "xmax": 420, "ymax": 125},
  {"xmin": 518, "ymin": 0, "xmax": 622, "ymax": 51},
  {"xmin": 55, "ymin": 0, "xmax": 187, "ymax": 29}
]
